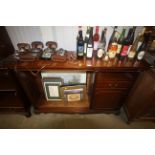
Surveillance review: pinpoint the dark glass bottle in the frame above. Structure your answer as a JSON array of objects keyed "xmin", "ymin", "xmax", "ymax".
[
  {"xmin": 136, "ymin": 27, "xmax": 146, "ymax": 51},
  {"xmin": 97, "ymin": 28, "xmax": 107, "ymax": 59},
  {"xmin": 107, "ymin": 26, "xmax": 118, "ymax": 51},
  {"xmin": 116, "ymin": 28, "xmax": 126, "ymax": 58},
  {"xmin": 128, "ymin": 27, "xmax": 146, "ymax": 60},
  {"xmin": 86, "ymin": 27, "xmax": 94, "ymax": 59},
  {"xmin": 120, "ymin": 27, "xmax": 135, "ymax": 60},
  {"xmin": 77, "ymin": 26, "xmax": 84, "ymax": 59},
  {"xmin": 128, "ymin": 32, "xmax": 141, "ymax": 59},
  {"xmin": 135, "ymin": 32, "xmax": 150, "ymax": 61}
]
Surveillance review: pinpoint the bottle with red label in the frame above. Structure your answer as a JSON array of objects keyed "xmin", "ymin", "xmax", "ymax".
[
  {"xmin": 93, "ymin": 26, "xmax": 100, "ymax": 51},
  {"xmin": 120, "ymin": 27, "xmax": 136, "ymax": 60},
  {"xmin": 116, "ymin": 28, "xmax": 126, "ymax": 58}
]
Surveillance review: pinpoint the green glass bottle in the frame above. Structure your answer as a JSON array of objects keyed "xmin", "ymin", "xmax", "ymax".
[{"xmin": 116, "ymin": 28, "xmax": 126, "ymax": 57}]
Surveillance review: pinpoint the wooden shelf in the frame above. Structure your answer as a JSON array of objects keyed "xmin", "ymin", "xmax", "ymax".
[
  {"xmin": 35, "ymin": 94, "xmax": 90, "ymax": 113},
  {"xmin": 0, "ymin": 92, "xmax": 23, "ymax": 108},
  {"xmin": 0, "ymin": 72, "xmax": 16, "ymax": 91}
]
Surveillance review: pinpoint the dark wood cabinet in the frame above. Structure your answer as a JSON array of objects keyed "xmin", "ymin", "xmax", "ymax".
[
  {"xmin": 0, "ymin": 69, "xmax": 30, "ymax": 115},
  {"xmin": 0, "ymin": 26, "xmax": 31, "ymax": 115},
  {"xmin": 92, "ymin": 89, "xmax": 126, "ymax": 109},
  {"xmin": 123, "ymin": 69, "xmax": 155, "ymax": 122},
  {"xmin": 91, "ymin": 72, "xmax": 138, "ymax": 112},
  {"xmin": 0, "ymin": 26, "xmax": 14, "ymax": 60}
]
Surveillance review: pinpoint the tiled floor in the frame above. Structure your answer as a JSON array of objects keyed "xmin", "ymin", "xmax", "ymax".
[{"xmin": 0, "ymin": 112, "xmax": 155, "ymax": 129}]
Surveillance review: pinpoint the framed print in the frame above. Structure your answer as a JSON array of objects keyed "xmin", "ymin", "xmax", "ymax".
[
  {"xmin": 42, "ymin": 77, "xmax": 63, "ymax": 101},
  {"xmin": 41, "ymin": 71, "xmax": 86, "ymax": 85},
  {"xmin": 61, "ymin": 85, "xmax": 86, "ymax": 102}
]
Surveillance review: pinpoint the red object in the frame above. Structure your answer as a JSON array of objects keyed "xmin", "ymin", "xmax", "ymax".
[
  {"xmin": 93, "ymin": 26, "xmax": 100, "ymax": 50},
  {"xmin": 121, "ymin": 45, "xmax": 129, "ymax": 56}
]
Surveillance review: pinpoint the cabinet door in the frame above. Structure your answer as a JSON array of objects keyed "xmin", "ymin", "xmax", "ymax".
[
  {"xmin": 124, "ymin": 70, "xmax": 155, "ymax": 121},
  {"xmin": 91, "ymin": 72, "xmax": 136, "ymax": 111},
  {"xmin": 92, "ymin": 89, "xmax": 127, "ymax": 110},
  {"xmin": 0, "ymin": 26, "xmax": 14, "ymax": 60}
]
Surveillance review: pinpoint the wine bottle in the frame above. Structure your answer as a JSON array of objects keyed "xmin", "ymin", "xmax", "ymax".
[
  {"xmin": 84, "ymin": 26, "xmax": 90, "ymax": 55},
  {"xmin": 136, "ymin": 27, "xmax": 146, "ymax": 51},
  {"xmin": 107, "ymin": 26, "xmax": 118, "ymax": 51},
  {"xmin": 120, "ymin": 27, "xmax": 135, "ymax": 59},
  {"xmin": 97, "ymin": 28, "xmax": 107, "ymax": 59},
  {"xmin": 93, "ymin": 26, "xmax": 100, "ymax": 51},
  {"xmin": 128, "ymin": 31, "xmax": 144, "ymax": 59},
  {"xmin": 116, "ymin": 28, "xmax": 126, "ymax": 58},
  {"xmin": 135, "ymin": 32, "xmax": 150, "ymax": 61},
  {"xmin": 86, "ymin": 27, "xmax": 94, "ymax": 59},
  {"xmin": 77, "ymin": 26, "xmax": 84, "ymax": 58}
]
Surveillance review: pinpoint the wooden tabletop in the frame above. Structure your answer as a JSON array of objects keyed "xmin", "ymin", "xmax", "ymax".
[{"xmin": 2, "ymin": 51, "xmax": 149, "ymax": 71}]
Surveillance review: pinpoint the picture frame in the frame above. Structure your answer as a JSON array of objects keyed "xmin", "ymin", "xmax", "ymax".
[
  {"xmin": 41, "ymin": 71, "xmax": 86, "ymax": 85},
  {"xmin": 42, "ymin": 77, "xmax": 63, "ymax": 101},
  {"xmin": 61, "ymin": 85, "xmax": 86, "ymax": 102}
]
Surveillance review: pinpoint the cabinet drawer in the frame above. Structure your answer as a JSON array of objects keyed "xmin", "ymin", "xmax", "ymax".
[
  {"xmin": 95, "ymin": 81, "xmax": 133, "ymax": 89},
  {"xmin": 95, "ymin": 72, "xmax": 136, "ymax": 89},
  {"xmin": 92, "ymin": 89, "xmax": 127, "ymax": 109},
  {"xmin": 96, "ymin": 72, "xmax": 136, "ymax": 82}
]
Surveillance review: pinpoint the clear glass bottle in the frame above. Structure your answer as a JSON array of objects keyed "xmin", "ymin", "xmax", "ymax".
[
  {"xmin": 84, "ymin": 26, "xmax": 90, "ymax": 55},
  {"xmin": 86, "ymin": 27, "xmax": 94, "ymax": 59}
]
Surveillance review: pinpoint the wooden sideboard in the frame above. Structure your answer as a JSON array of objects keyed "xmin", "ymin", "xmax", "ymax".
[{"xmin": 1, "ymin": 52, "xmax": 148, "ymax": 115}]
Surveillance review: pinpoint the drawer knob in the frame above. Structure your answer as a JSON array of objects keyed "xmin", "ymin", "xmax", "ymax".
[
  {"xmin": 114, "ymin": 84, "xmax": 118, "ymax": 87},
  {"xmin": 108, "ymin": 83, "xmax": 112, "ymax": 87}
]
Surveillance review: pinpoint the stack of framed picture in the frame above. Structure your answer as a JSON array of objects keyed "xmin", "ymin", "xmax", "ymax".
[
  {"xmin": 42, "ymin": 77, "xmax": 63, "ymax": 101},
  {"xmin": 42, "ymin": 71, "xmax": 87, "ymax": 102},
  {"xmin": 61, "ymin": 85, "xmax": 86, "ymax": 102}
]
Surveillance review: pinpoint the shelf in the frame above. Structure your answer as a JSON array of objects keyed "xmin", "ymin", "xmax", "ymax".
[
  {"xmin": 0, "ymin": 92, "xmax": 23, "ymax": 108},
  {"xmin": 0, "ymin": 71, "xmax": 16, "ymax": 91},
  {"xmin": 36, "ymin": 94, "xmax": 90, "ymax": 113}
]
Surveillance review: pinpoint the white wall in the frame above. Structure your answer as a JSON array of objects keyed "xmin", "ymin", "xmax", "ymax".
[{"xmin": 6, "ymin": 26, "xmax": 143, "ymax": 52}]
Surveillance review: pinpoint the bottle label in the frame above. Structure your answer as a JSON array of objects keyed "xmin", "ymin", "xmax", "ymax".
[
  {"xmin": 104, "ymin": 55, "xmax": 109, "ymax": 61},
  {"xmin": 128, "ymin": 51, "xmax": 136, "ymax": 59},
  {"xmin": 108, "ymin": 51, "xmax": 116, "ymax": 59},
  {"xmin": 108, "ymin": 43, "xmax": 117, "ymax": 58},
  {"xmin": 87, "ymin": 48, "xmax": 93, "ymax": 58},
  {"xmin": 78, "ymin": 45, "xmax": 84, "ymax": 56},
  {"xmin": 116, "ymin": 44, "xmax": 122, "ymax": 54},
  {"xmin": 94, "ymin": 41, "xmax": 99, "ymax": 50},
  {"xmin": 97, "ymin": 49, "xmax": 104, "ymax": 58},
  {"xmin": 121, "ymin": 45, "xmax": 129, "ymax": 56},
  {"xmin": 137, "ymin": 51, "xmax": 145, "ymax": 60}
]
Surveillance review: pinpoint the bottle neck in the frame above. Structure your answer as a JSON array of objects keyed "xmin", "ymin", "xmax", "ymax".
[
  {"xmin": 79, "ymin": 31, "xmax": 83, "ymax": 38},
  {"xmin": 118, "ymin": 29, "xmax": 126, "ymax": 43},
  {"xmin": 95, "ymin": 26, "xmax": 99, "ymax": 34},
  {"xmin": 101, "ymin": 29, "xmax": 106, "ymax": 42}
]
